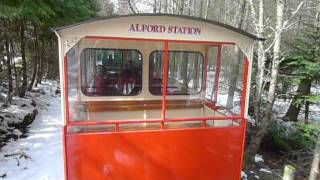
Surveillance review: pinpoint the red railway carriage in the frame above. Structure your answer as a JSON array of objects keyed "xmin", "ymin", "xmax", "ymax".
[{"xmin": 53, "ymin": 14, "xmax": 260, "ymax": 180}]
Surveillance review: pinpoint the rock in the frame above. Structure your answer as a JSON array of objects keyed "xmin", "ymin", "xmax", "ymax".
[
  {"xmin": 31, "ymin": 99, "xmax": 36, "ymax": 107},
  {"xmin": 8, "ymin": 109, "xmax": 38, "ymax": 129},
  {"xmin": 20, "ymin": 109, "xmax": 38, "ymax": 128},
  {"xmin": 55, "ymin": 89, "xmax": 60, "ymax": 95},
  {"xmin": 0, "ymin": 173, "xmax": 6, "ymax": 178},
  {"xmin": 0, "ymin": 126, "xmax": 8, "ymax": 134}
]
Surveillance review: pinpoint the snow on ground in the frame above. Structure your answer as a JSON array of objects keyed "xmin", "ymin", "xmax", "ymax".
[
  {"xmin": 259, "ymin": 168, "xmax": 272, "ymax": 174},
  {"xmin": 0, "ymin": 81, "xmax": 63, "ymax": 180},
  {"xmin": 254, "ymin": 154, "xmax": 264, "ymax": 163},
  {"xmin": 241, "ymin": 171, "xmax": 248, "ymax": 180}
]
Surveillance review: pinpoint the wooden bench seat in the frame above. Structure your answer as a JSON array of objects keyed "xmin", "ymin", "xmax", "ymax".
[{"xmin": 82, "ymin": 99, "xmax": 203, "ymax": 112}]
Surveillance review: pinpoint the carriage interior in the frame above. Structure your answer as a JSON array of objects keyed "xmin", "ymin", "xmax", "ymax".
[{"xmin": 66, "ymin": 38, "xmax": 246, "ymax": 132}]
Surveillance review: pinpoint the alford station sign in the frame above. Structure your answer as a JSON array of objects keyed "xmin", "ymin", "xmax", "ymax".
[{"xmin": 129, "ymin": 24, "xmax": 201, "ymax": 35}]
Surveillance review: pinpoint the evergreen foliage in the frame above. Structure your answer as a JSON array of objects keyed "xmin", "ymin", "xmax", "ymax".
[
  {"xmin": 283, "ymin": 21, "xmax": 320, "ymax": 106},
  {"xmin": 266, "ymin": 121, "xmax": 320, "ymax": 152},
  {"xmin": 0, "ymin": 0, "xmax": 99, "ymax": 100}
]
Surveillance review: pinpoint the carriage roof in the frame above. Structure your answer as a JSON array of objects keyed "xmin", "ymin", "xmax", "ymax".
[{"xmin": 54, "ymin": 13, "xmax": 261, "ymax": 40}]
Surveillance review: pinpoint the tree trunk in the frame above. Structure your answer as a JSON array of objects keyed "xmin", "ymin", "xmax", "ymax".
[
  {"xmin": 36, "ymin": 38, "xmax": 45, "ymax": 86},
  {"xmin": 252, "ymin": 0, "xmax": 266, "ymax": 127},
  {"xmin": 226, "ymin": 48, "xmax": 241, "ymax": 109},
  {"xmin": 19, "ymin": 19, "xmax": 28, "ymax": 98},
  {"xmin": 158, "ymin": 0, "xmax": 162, "ymax": 13},
  {"xmin": 188, "ymin": 0, "xmax": 192, "ymax": 16},
  {"xmin": 127, "ymin": 0, "xmax": 137, "ymax": 14},
  {"xmin": 284, "ymin": 80, "xmax": 312, "ymax": 122},
  {"xmin": 305, "ymin": 100, "xmax": 309, "ymax": 124},
  {"xmin": 247, "ymin": 0, "xmax": 285, "ymax": 155},
  {"xmin": 28, "ymin": 24, "xmax": 39, "ymax": 91},
  {"xmin": 179, "ymin": 0, "xmax": 185, "ymax": 15},
  {"xmin": 309, "ymin": 135, "xmax": 320, "ymax": 180},
  {"xmin": 13, "ymin": 61, "xmax": 20, "ymax": 96},
  {"xmin": 153, "ymin": 0, "xmax": 157, "ymax": 13},
  {"xmin": 199, "ymin": 0, "xmax": 204, "ymax": 18},
  {"xmin": 164, "ymin": 0, "xmax": 168, "ymax": 13},
  {"xmin": 3, "ymin": 21, "xmax": 13, "ymax": 107},
  {"xmin": 204, "ymin": 0, "xmax": 211, "ymax": 19}
]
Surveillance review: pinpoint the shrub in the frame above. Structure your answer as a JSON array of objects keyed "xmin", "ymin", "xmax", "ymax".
[{"xmin": 265, "ymin": 121, "xmax": 320, "ymax": 152}]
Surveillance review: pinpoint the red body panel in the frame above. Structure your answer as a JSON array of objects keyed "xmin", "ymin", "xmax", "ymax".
[{"xmin": 66, "ymin": 127, "xmax": 243, "ymax": 180}]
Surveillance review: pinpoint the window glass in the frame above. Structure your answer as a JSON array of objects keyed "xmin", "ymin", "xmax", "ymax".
[
  {"xmin": 217, "ymin": 45, "xmax": 245, "ymax": 115},
  {"xmin": 81, "ymin": 49, "xmax": 142, "ymax": 96},
  {"xmin": 149, "ymin": 51, "xmax": 203, "ymax": 95}
]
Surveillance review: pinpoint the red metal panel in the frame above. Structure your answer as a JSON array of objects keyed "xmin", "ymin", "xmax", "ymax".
[
  {"xmin": 238, "ymin": 57, "xmax": 249, "ymax": 179},
  {"xmin": 62, "ymin": 126, "xmax": 68, "ymax": 180},
  {"xmin": 66, "ymin": 127, "xmax": 243, "ymax": 180}
]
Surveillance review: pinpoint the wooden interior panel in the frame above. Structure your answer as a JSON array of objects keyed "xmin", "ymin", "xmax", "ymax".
[{"xmin": 82, "ymin": 99, "xmax": 203, "ymax": 112}]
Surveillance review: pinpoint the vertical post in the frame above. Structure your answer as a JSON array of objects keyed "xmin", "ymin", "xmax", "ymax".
[
  {"xmin": 238, "ymin": 57, "xmax": 249, "ymax": 180},
  {"xmin": 201, "ymin": 46, "xmax": 209, "ymax": 98},
  {"xmin": 64, "ymin": 56, "xmax": 69, "ymax": 124},
  {"xmin": 62, "ymin": 126, "xmax": 68, "ymax": 180},
  {"xmin": 161, "ymin": 41, "xmax": 169, "ymax": 129},
  {"xmin": 76, "ymin": 44, "xmax": 80, "ymax": 99},
  {"xmin": 213, "ymin": 46, "xmax": 222, "ymax": 102},
  {"xmin": 63, "ymin": 56, "xmax": 69, "ymax": 180},
  {"xmin": 240, "ymin": 57, "xmax": 249, "ymax": 117}
]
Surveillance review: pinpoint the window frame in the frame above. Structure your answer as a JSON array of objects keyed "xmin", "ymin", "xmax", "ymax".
[
  {"xmin": 149, "ymin": 50, "xmax": 204, "ymax": 96},
  {"xmin": 80, "ymin": 48, "xmax": 143, "ymax": 97}
]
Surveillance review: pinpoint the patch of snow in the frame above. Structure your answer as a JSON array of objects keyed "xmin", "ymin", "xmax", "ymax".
[
  {"xmin": 254, "ymin": 175, "xmax": 260, "ymax": 179},
  {"xmin": 254, "ymin": 154, "xmax": 264, "ymax": 163},
  {"xmin": 259, "ymin": 168, "xmax": 272, "ymax": 174},
  {"xmin": 247, "ymin": 116, "xmax": 256, "ymax": 126},
  {"xmin": 241, "ymin": 171, "xmax": 248, "ymax": 180},
  {"xmin": 0, "ymin": 80, "xmax": 63, "ymax": 180},
  {"xmin": 12, "ymin": 129, "xmax": 22, "ymax": 136}
]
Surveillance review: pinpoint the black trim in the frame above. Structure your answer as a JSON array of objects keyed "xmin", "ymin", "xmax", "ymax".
[
  {"xmin": 52, "ymin": 13, "xmax": 265, "ymax": 41},
  {"xmin": 149, "ymin": 50, "xmax": 204, "ymax": 96}
]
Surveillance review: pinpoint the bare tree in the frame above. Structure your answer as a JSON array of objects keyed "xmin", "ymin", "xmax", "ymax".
[
  {"xmin": 187, "ymin": 0, "xmax": 192, "ymax": 15},
  {"xmin": 19, "ymin": 20, "xmax": 28, "ymax": 98},
  {"xmin": 247, "ymin": 0, "xmax": 266, "ymax": 127},
  {"xmin": 28, "ymin": 24, "xmax": 39, "ymax": 91},
  {"xmin": 128, "ymin": 0, "xmax": 139, "ymax": 14},
  {"xmin": 247, "ymin": 0, "xmax": 286, "ymax": 155},
  {"xmin": 164, "ymin": 0, "xmax": 168, "ymax": 13},
  {"xmin": 153, "ymin": 0, "xmax": 157, "ymax": 13},
  {"xmin": 199, "ymin": 0, "xmax": 204, "ymax": 18},
  {"xmin": 2, "ymin": 20, "xmax": 13, "ymax": 107},
  {"xmin": 204, "ymin": 0, "xmax": 211, "ymax": 19}
]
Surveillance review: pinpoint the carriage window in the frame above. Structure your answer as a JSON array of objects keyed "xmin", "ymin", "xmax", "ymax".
[
  {"xmin": 149, "ymin": 51, "xmax": 203, "ymax": 95},
  {"xmin": 81, "ymin": 49, "xmax": 142, "ymax": 96}
]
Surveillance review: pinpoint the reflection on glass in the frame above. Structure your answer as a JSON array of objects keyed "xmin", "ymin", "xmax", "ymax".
[
  {"xmin": 81, "ymin": 49, "xmax": 142, "ymax": 96},
  {"xmin": 149, "ymin": 51, "xmax": 203, "ymax": 95}
]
